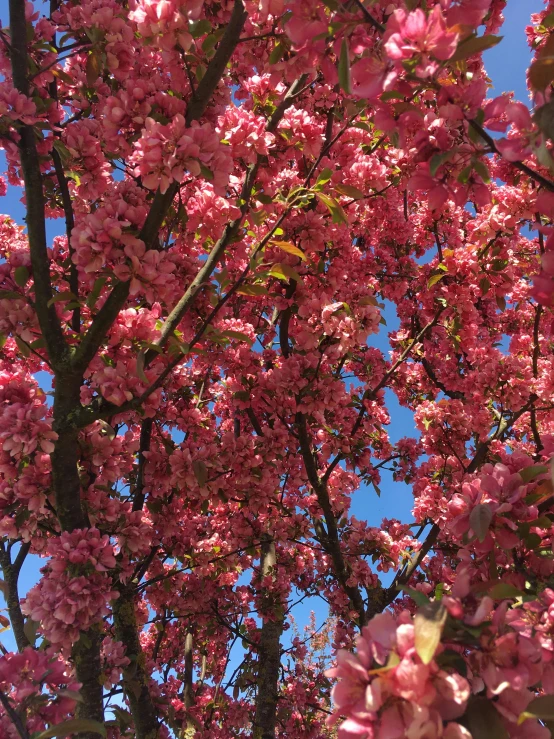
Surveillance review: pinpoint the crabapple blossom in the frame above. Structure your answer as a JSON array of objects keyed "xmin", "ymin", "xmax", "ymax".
[{"xmin": 1, "ymin": 0, "xmax": 554, "ymax": 737}]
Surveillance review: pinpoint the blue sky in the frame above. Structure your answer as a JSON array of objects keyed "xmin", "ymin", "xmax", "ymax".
[{"xmin": 0, "ymin": 0, "xmax": 544, "ymax": 663}]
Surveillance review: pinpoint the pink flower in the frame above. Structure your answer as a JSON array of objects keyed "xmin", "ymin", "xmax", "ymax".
[{"xmin": 384, "ymin": 7, "xmax": 459, "ymax": 69}]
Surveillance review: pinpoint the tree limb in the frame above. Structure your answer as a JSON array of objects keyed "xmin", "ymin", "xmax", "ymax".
[
  {"xmin": 9, "ymin": 0, "xmax": 68, "ymax": 365},
  {"xmin": 0, "ymin": 541, "xmax": 30, "ymax": 651},
  {"xmin": 71, "ymin": 0, "xmax": 249, "ymax": 373}
]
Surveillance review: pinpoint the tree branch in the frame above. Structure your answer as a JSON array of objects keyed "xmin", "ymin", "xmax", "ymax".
[
  {"xmin": 71, "ymin": 0, "xmax": 249, "ymax": 373},
  {"xmin": 132, "ymin": 418, "xmax": 153, "ymax": 512},
  {"xmin": 0, "ymin": 687, "xmax": 30, "ymax": 739},
  {"xmin": 469, "ymin": 119, "xmax": 554, "ymax": 193},
  {"xmin": 0, "ymin": 541, "xmax": 30, "ymax": 651},
  {"xmin": 9, "ymin": 0, "xmax": 67, "ymax": 365},
  {"xmin": 323, "ymin": 310, "xmax": 443, "ymax": 484},
  {"xmin": 296, "ymin": 414, "xmax": 367, "ymax": 624},
  {"xmin": 351, "ymin": 0, "xmax": 385, "ymax": 33}
]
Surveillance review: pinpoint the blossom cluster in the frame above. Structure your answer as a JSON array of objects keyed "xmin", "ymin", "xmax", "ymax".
[{"xmin": 22, "ymin": 528, "xmax": 119, "ymax": 650}]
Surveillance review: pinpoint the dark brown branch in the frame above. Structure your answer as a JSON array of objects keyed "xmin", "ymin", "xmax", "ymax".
[
  {"xmin": 469, "ymin": 119, "xmax": 554, "ymax": 193},
  {"xmin": 49, "ymin": 75, "xmax": 79, "ymax": 334},
  {"xmin": 71, "ymin": 0, "xmax": 249, "ymax": 373},
  {"xmin": 149, "ymin": 74, "xmax": 308, "ymax": 359},
  {"xmin": 296, "ymin": 415, "xmax": 367, "ymax": 624},
  {"xmin": 9, "ymin": 0, "xmax": 67, "ymax": 365},
  {"xmin": 71, "ymin": 628, "xmax": 105, "ymax": 738},
  {"xmin": 351, "ymin": 0, "xmax": 385, "ymax": 32},
  {"xmin": 132, "ymin": 418, "xmax": 153, "ymax": 512},
  {"xmin": 388, "ymin": 397, "xmax": 539, "ymax": 596},
  {"xmin": 0, "ymin": 541, "xmax": 30, "ymax": 651},
  {"xmin": 531, "ymin": 304, "xmax": 544, "ymax": 455},
  {"xmin": 0, "ymin": 687, "xmax": 30, "ymax": 739},
  {"xmin": 420, "ymin": 356, "xmax": 464, "ymax": 399},
  {"xmin": 247, "ymin": 407, "xmax": 264, "ymax": 436},
  {"xmin": 279, "ymin": 281, "xmax": 297, "ymax": 359},
  {"xmin": 323, "ymin": 310, "xmax": 443, "ymax": 484}
]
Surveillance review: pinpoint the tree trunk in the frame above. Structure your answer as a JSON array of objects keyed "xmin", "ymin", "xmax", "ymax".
[
  {"xmin": 253, "ymin": 535, "xmax": 284, "ymax": 739},
  {"xmin": 113, "ymin": 590, "xmax": 160, "ymax": 739}
]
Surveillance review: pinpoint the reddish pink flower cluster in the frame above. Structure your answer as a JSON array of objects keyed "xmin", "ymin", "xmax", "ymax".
[
  {"xmin": 132, "ymin": 116, "xmax": 232, "ymax": 194},
  {"xmin": 0, "ymin": 648, "xmax": 80, "ymax": 738},
  {"xmin": 0, "ymin": 0, "xmax": 554, "ymax": 735},
  {"xmin": 22, "ymin": 529, "xmax": 119, "ymax": 650},
  {"xmin": 327, "ymin": 612, "xmax": 471, "ymax": 739}
]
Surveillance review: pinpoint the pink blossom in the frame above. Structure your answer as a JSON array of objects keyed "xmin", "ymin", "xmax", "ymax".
[{"xmin": 384, "ymin": 7, "xmax": 459, "ymax": 74}]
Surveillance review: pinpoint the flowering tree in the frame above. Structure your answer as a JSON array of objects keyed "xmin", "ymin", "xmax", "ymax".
[{"xmin": 2, "ymin": 0, "xmax": 554, "ymax": 737}]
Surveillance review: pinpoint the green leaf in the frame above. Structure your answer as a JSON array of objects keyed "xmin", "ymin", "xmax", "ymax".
[
  {"xmin": 268, "ymin": 263, "xmax": 303, "ymax": 283},
  {"xmin": 86, "ymin": 51, "xmax": 101, "ymax": 86},
  {"xmin": 46, "ymin": 291, "xmax": 78, "ymax": 308},
  {"xmin": 236, "ymin": 284, "xmax": 269, "ymax": 297},
  {"xmin": 270, "ymin": 240, "xmax": 306, "ymax": 261},
  {"xmin": 23, "ymin": 617, "xmax": 39, "ymax": 646},
  {"xmin": 86, "ymin": 277, "xmax": 108, "ymax": 309},
  {"xmin": 199, "ymin": 163, "xmax": 214, "ymax": 181},
  {"xmin": 479, "ymin": 276, "xmax": 490, "ymax": 295},
  {"xmin": 14, "ymin": 266, "xmax": 29, "ymax": 287},
  {"xmin": 402, "ymin": 586, "xmax": 430, "ymax": 607},
  {"xmin": 491, "ymin": 258, "xmax": 508, "ymax": 271},
  {"xmin": 52, "ymin": 139, "xmax": 72, "ymax": 166},
  {"xmin": 0, "ymin": 289, "xmax": 24, "ymax": 300},
  {"xmin": 269, "ymin": 41, "xmax": 285, "ymax": 65},
  {"xmin": 15, "ymin": 335, "xmax": 30, "ymax": 358},
  {"xmin": 450, "ymin": 34, "xmax": 503, "ymax": 62},
  {"xmin": 414, "ymin": 601, "xmax": 447, "ymax": 665},
  {"xmin": 519, "ymin": 465, "xmax": 549, "ymax": 483},
  {"xmin": 220, "ymin": 330, "xmax": 254, "ymax": 344},
  {"xmin": 462, "ymin": 697, "xmax": 507, "ymax": 739},
  {"xmin": 435, "ymin": 649, "xmax": 468, "ymax": 677},
  {"xmin": 256, "ymin": 193, "xmax": 274, "ymax": 204},
  {"xmin": 496, "ymin": 295, "xmax": 506, "ymax": 312},
  {"xmin": 338, "ymin": 38, "xmax": 351, "ymax": 94},
  {"xmin": 202, "ymin": 34, "xmax": 218, "ymax": 54},
  {"xmin": 530, "ymin": 34, "xmax": 554, "ymax": 90},
  {"xmin": 35, "ymin": 719, "xmax": 106, "ymax": 739},
  {"xmin": 429, "ymin": 150, "xmax": 455, "ymax": 177},
  {"xmin": 472, "ymin": 159, "xmax": 491, "ymax": 183},
  {"xmin": 519, "ymin": 695, "xmax": 554, "ymax": 724},
  {"xmin": 56, "ymin": 689, "xmax": 84, "ymax": 702},
  {"xmin": 335, "ymin": 183, "xmax": 366, "ymax": 199},
  {"xmin": 136, "ymin": 351, "xmax": 148, "ymax": 383},
  {"xmin": 489, "ymin": 582, "xmax": 524, "ymax": 600},
  {"xmin": 427, "ymin": 272, "xmax": 447, "ymax": 288},
  {"xmin": 66, "ymin": 171, "xmax": 81, "ymax": 187},
  {"xmin": 457, "ymin": 165, "xmax": 472, "ymax": 184},
  {"xmin": 189, "ymin": 19, "xmax": 211, "ymax": 37},
  {"xmin": 316, "ymin": 192, "xmax": 349, "ymax": 225},
  {"xmin": 469, "ymin": 503, "xmax": 493, "ymax": 542},
  {"xmin": 313, "ymin": 168, "xmax": 334, "ymax": 191},
  {"xmin": 192, "ymin": 460, "xmax": 208, "ymax": 487},
  {"xmin": 380, "ymin": 90, "xmax": 405, "ymax": 102}
]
